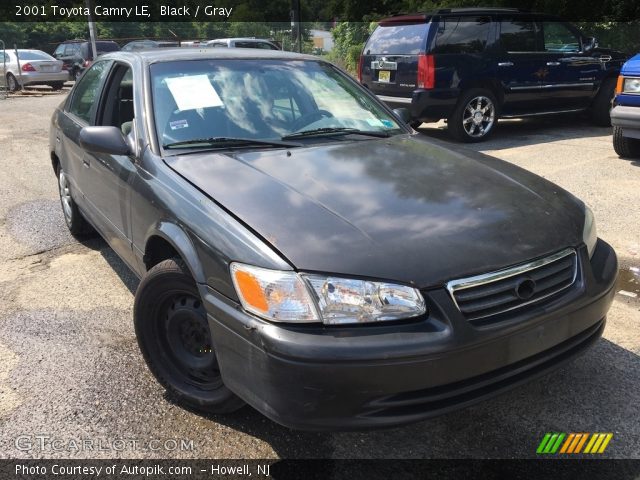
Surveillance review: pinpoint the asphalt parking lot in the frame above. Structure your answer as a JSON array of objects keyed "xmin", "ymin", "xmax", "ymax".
[{"xmin": 0, "ymin": 93, "xmax": 638, "ymax": 459}]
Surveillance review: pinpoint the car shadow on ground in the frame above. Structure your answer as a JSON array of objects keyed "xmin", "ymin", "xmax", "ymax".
[
  {"xmin": 416, "ymin": 114, "xmax": 612, "ymax": 151},
  {"xmin": 77, "ymin": 234, "xmax": 140, "ymax": 295},
  {"xmin": 171, "ymin": 335, "xmax": 640, "ymax": 459}
]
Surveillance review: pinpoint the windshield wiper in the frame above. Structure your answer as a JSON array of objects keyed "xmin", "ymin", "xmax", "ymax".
[
  {"xmin": 163, "ymin": 137, "xmax": 301, "ymax": 150},
  {"xmin": 281, "ymin": 127, "xmax": 391, "ymax": 140}
]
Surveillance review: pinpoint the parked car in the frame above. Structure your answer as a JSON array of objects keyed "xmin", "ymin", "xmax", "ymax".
[
  {"xmin": 205, "ymin": 38, "xmax": 280, "ymax": 50},
  {"xmin": 1, "ymin": 49, "xmax": 68, "ymax": 92},
  {"xmin": 122, "ymin": 40, "xmax": 179, "ymax": 51},
  {"xmin": 611, "ymin": 53, "xmax": 640, "ymax": 158},
  {"xmin": 52, "ymin": 40, "xmax": 120, "ymax": 81},
  {"xmin": 359, "ymin": 8, "xmax": 627, "ymax": 142},
  {"xmin": 49, "ymin": 48, "xmax": 616, "ymax": 430}
]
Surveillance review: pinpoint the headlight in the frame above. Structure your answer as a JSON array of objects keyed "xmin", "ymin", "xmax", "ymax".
[
  {"xmin": 583, "ymin": 206, "xmax": 597, "ymax": 258},
  {"xmin": 230, "ymin": 262, "xmax": 426, "ymax": 325},
  {"xmin": 623, "ymin": 77, "xmax": 640, "ymax": 94}
]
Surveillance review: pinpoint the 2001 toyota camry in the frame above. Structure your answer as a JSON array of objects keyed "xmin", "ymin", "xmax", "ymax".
[{"xmin": 49, "ymin": 49, "xmax": 617, "ymax": 430}]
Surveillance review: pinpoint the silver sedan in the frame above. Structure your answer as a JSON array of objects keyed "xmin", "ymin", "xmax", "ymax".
[{"xmin": 2, "ymin": 49, "xmax": 69, "ymax": 92}]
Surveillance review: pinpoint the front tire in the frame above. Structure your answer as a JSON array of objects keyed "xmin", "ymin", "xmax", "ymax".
[
  {"xmin": 134, "ymin": 259, "xmax": 245, "ymax": 414},
  {"xmin": 590, "ymin": 77, "xmax": 616, "ymax": 127},
  {"xmin": 613, "ymin": 126, "xmax": 640, "ymax": 158},
  {"xmin": 448, "ymin": 88, "xmax": 498, "ymax": 142},
  {"xmin": 57, "ymin": 166, "xmax": 92, "ymax": 236}
]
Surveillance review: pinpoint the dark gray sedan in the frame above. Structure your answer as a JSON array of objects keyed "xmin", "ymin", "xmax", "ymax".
[{"xmin": 49, "ymin": 48, "xmax": 617, "ymax": 430}]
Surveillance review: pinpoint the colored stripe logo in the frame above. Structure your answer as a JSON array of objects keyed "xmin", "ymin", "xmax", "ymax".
[{"xmin": 537, "ymin": 433, "xmax": 613, "ymax": 454}]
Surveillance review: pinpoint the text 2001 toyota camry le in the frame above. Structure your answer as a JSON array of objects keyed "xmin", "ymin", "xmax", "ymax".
[{"xmin": 49, "ymin": 49, "xmax": 617, "ymax": 430}]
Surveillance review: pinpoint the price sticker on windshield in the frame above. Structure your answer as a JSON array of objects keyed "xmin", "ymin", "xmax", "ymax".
[{"xmin": 378, "ymin": 70, "xmax": 391, "ymax": 83}]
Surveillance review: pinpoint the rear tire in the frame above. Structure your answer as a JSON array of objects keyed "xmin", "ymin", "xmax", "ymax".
[
  {"xmin": 448, "ymin": 88, "xmax": 498, "ymax": 142},
  {"xmin": 613, "ymin": 126, "xmax": 640, "ymax": 158},
  {"xmin": 134, "ymin": 258, "xmax": 245, "ymax": 414},
  {"xmin": 49, "ymin": 82, "xmax": 64, "ymax": 91},
  {"xmin": 56, "ymin": 165, "xmax": 93, "ymax": 236},
  {"xmin": 6, "ymin": 73, "xmax": 20, "ymax": 92},
  {"xmin": 590, "ymin": 77, "xmax": 616, "ymax": 127}
]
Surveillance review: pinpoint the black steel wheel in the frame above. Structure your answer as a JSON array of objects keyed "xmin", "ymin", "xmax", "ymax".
[{"xmin": 134, "ymin": 258, "xmax": 245, "ymax": 413}]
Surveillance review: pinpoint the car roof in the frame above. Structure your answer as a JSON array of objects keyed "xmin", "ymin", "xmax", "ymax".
[
  {"xmin": 99, "ymin": 48, "xmax": 317, "ymax": 65},
  {"xmin": 378, "ymin": 9, "xmax": 558, "ymax": 24},
  {"xmin": 211, "ymin": 38, "xmax": 274, "ymax": 42}
]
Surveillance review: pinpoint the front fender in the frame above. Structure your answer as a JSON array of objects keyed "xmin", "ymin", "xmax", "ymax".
[{"xmin": 144, "ymin": 221, "xmax": 207, "ymax": 284}]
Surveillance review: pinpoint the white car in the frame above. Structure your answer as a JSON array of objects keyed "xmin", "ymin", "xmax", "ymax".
[{"xmin": 2, "ymin": 49, "xmax": 69, "ymax": 92}]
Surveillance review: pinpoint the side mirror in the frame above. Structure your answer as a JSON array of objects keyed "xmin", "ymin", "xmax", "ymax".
[
  {"xmin": 583, "ymin": 37, "xmax": 598, "ymax": 52},
  {"xmin": 393, "ymin": 107, "xmax": 411, "ymax": 124},
  {"xmin": 79, "ymin": 126, "xmax": 130, "ymax": 156}
]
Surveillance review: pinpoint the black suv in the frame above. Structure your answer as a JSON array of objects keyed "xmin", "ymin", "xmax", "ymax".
[
  {"xmin": 52, "ymin": 40, "xmax": 120, "ymax": 81},
  {"xmin": 359, "ymin": 8, "xmax": 627, "ymax": 141}
]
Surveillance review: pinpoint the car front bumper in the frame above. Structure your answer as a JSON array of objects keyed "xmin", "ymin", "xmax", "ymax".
[
  {"xmin": 611, "ymin": 105, "xmax": 640, "ymax": 139},
  {"xmin": 202, "ymin": 240, "xmax": 617, "ymax": 431}
]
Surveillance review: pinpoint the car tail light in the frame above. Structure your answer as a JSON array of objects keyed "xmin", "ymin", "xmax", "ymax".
[
  {"xmin": 357, "ymin": 54, "xmax": 364, "ymax": 83},
  {"xmin": 21, "ymin": 63, "xmax": 36, "ymax": 72},
  {"xmin": 83, "ymin": 60, "xmax": 92, "ymax": 68},
  {"xmin": 615, "ymin": 75, "xmax": 624, "ymax": 94},
  {"xmin": 417, "ymin": 54, "xmax": 435, "ymax": 89}
]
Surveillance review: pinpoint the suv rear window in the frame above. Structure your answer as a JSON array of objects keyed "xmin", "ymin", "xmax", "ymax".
[
  {"xmin": 431, "ymin": 16, "xmax": 491, "ymax": 54},
  {"xmin": 365, "ymin": 23, "xmax": 429, "ymax": 55}
]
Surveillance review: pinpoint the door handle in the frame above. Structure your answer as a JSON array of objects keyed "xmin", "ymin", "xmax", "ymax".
[
  {"xmin": 498, "ymin": 62, "xmax": 514, "ymax": 67},
  {"xmin": 546, "ymin": 61, "xmax": 561, "ymax": 66}
]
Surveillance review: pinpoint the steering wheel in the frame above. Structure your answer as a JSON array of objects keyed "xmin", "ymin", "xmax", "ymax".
[{"xmin": 290, "ymin": 109, "xmax": 334, "ymax": 131}]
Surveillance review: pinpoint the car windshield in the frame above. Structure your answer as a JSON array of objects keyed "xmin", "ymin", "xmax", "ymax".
[
  {"xmin": 150, "ymin": 59, "xmax": 403, "ymax": 150},
  {"xmin": 17, "ymin": 50, "xmax": 55, "ymax": 61}
]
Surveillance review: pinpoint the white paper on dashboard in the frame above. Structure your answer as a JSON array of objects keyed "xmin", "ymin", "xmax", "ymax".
[{"xmin": 165, "ymin": 75, "xmax": 224, "ymax": 111}]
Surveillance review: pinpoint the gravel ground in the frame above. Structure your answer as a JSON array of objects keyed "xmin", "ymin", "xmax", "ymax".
[{"xmin": 0, "ymin": 94, "xmax": 638, "ymax": 460}]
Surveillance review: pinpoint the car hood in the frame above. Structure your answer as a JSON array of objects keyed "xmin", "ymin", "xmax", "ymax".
[
  {"xmin": 164, "ymin": 135, "xmax": 585, "ymax": 288},
  {"xmin": 622, "ymin": 53, "xmax": 640, "ymax": 76}
]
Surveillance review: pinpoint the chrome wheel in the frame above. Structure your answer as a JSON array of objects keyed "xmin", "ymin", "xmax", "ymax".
[
  {"xmin": 462, "ymin": 96, "xmax": 495, "ymax": 139},
  {"xmin": 58, "ymin": 170, "xmax": 73, "ymax": 226}
]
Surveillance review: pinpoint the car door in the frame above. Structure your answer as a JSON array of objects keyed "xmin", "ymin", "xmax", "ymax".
[
  {"xmin": 81, "ymin": 63, "xmax": 138, "ymax": 268},
  {"xmin": 58, "ymin": 59, "xmax": 112, "ymax": 212},
  {"xmin": 496, "ymin": 17, "xmax": 549, "ymax": 114},
  {"xmin": 540, "ymin": 21, "xmax": 601, "ymax": 109}
]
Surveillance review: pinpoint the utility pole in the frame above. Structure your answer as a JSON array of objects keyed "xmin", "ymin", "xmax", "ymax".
[
  {"xmin": 86, "ymin": 0, "xmax": 98, "ymax": 61},
  {"xmin": 291, "ymin": 0, "xmax": 302, "ymax": 53}
]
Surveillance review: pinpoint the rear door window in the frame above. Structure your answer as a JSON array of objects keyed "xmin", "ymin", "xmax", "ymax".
[
  {"xmin": 432, "ymin": 16, "xmax": 491, "ymax": 54},
  {"xmin": 364, "ymin": 23, "xmax": 429, "ymax": 55},
  {"xmin": 499, "ymin": 19, "xmax": 541, "ymax": 52}
]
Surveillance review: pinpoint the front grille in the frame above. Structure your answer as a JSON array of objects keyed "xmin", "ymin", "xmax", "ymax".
[{"xmin": 447, "ymin": 249, "xmax": 577, "ymax": 324}]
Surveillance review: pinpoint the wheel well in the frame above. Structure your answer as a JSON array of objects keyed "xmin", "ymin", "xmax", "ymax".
[
  {"xmin": 144, "ymin": 236, "xmax": 181, "ymax": 271},
  {"xmin": 51, "ymin": 152, "xmax": 60, "ymax": 176},
  {"xmin": 460, "ymin": 80, "xmax": 504, "ymax": 108}
]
